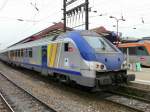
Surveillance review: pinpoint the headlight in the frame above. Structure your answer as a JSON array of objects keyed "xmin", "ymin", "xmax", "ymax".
[{"xmin": 89, "ymin": 62, "xmax": 106, "ymax": 71}]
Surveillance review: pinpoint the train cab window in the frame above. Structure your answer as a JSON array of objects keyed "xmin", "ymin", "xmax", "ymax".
[
  {"xmin": 137, "ymin": 46, "xmax": 149, "ymax": 56},
  {"xmin": 29, "ymin": 48, "xmax": 32, "ymax": 58},
  {"xmin": 64, "ymin": 43, "xmax": 69, "ymax": 52},
  {"xmin": 83, "ymin": 36, "xmax": 117, "ymax": 53}
]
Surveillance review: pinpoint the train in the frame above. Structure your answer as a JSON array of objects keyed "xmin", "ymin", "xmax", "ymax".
[
  {"xmin": 118, "ymin": 41, "xmax": 150, "ymax": 67},
  {"xmin": 0, "ymin": 30, "xmax": 135, "ymax": 90}
]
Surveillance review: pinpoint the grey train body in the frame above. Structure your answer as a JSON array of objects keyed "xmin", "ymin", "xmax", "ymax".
[{"xmin": 0, "ymin": 30, "xmax": 135, "ymax": 89}]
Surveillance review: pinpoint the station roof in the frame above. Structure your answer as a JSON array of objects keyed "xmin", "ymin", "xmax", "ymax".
[
  {"xmin": 8, "ymin": 23, "xmax": 111, "ymax": 48},
  {"xmin": 9, "ymin": 22, "xmax": 72, "ymax": 47},
  {"xmin": 92, "ymin": 26, "xmax": 111, "ymax": 35}
]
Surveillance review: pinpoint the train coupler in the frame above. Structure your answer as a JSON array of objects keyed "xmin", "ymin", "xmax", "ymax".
[
  {"xmin": 126, "ymin": 74, "xmax": 135, "ymax": 82},
  {"xmin": 96, "ymin": 76, "xmax": 112, "ymax": 86}
]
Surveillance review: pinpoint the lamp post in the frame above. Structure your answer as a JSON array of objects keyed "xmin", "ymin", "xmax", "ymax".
[{"xmin": 109, "ymin": 16, "xmax": 125, "ymax": 46}]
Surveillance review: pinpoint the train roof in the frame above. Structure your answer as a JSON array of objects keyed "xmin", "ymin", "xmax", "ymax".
[
  {"xmin": 0, "ymin": 30, "xmax": 103, "ymax": 53},
  {"xmin": 118, "ymin": 41, "xmax": 150, "ymax": 47},
  {"xmin": 118, "ymin": 41, "xmax": 150, "ymax": 53},
  {"xmin": 1, "ymin": 35, "xmax": 56, "ymax": 53}
]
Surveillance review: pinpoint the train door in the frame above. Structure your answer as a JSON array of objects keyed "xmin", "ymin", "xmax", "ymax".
[
  {"xmin": 42, "ymin": 46, "xmax": 47, "ymax": 67},
  {"xmin": 41, "ymin": 46, "xmax": 48, "ymax": 75}
]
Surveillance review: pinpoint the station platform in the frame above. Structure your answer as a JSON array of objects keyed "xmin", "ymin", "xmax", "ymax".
[
  {"xmin": 128, "ymin": 68, "xmax": 150, "ymax": 90},
  {"xmin": 128, "ymin": 67, "xmax": 150, "ymax": 81}
]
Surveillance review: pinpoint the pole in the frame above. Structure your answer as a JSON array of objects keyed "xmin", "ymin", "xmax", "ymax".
[
  {"xmin": 110, "ymin": 16, "xmax": 125, "ymax": 46},
  {"xmin": 63, "ymin": 0, "xmax": 66, "ymax": 32},
  {"xmin": 85, "ymin": 0, "xmax": 89, "ymax": 30},
  {"xmin": 116, "ymin": 20, "xmax": 119, "ymax": 46}
]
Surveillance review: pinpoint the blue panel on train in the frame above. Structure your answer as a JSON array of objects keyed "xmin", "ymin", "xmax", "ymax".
[
  {"xmin": 96, "ymin": 53, "xmax": 123, "ymax": 70},
  {"xmin": 42, "ymin": 46, "xmax": 47, "ymax": 67}
]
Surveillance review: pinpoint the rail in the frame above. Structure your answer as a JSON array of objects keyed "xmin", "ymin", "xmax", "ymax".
[
  {"xmin": 105, "ymin": 88, "xmax": 150, "ymax": 112},
  {"xmin": 0, "ymin": 72, "xmax": 56, "ymax": 112},
  {"xmin": 0, "ymin": 92, "xmax": 15, "ymax": 112}
]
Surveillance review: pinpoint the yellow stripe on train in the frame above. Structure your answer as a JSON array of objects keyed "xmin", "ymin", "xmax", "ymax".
[{"xmin": 48, "ymin": 43, "xmax": 58, "ymax": 67}]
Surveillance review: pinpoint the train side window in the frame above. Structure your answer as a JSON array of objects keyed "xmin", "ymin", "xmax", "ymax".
[
  {"xmin": 18, "ymin": 50, "xmax": 21, "ymax": 57},
  {"xmin": 64, "ymin": 43, "xmax": 69, "ymax": 52},
  {"xmin": 15, "ymin": 50, "xmax": 17, "ymax": 57},
  {"xmin": 29, "ymin": 48, "xmax": 32, "ymax": 58},
  {"xmin": 12, "ymin": 51, "xmax": 14, "ymax": 57},
  {"xmin": 23, "ymin": 49, "xmax": 25, "ymax": 57},
  {"xmin": 13, "ymin": 51, "xmax": 14, "ymax": 57},
  {"xmin": 10, "ymin": 51, "xmax": 12, "ymax": 57},
  {"xmin": 137, "ymin": 46, "xmax": 149, "ymax": 56},
  {"xmin": 21, "ymin": 49, "xmax": 23, "ymax": 57},
  {"xmin": 17, "ymin": 50, "xmax": 18, "ymax": 57},
  {"xmin": 129, "ymin": 47, "xmax": 136, "ymax": 55},
  {"xmin": 11, "ymin": 51, "xmax": 13, "ymax": 57},
  {"xmin": 10, "ymin": 51, "xmax": 11, "ymax": 57},
  {"xmin": 25, "ymin": 49, "xmax": 28, "ymax": 57}
]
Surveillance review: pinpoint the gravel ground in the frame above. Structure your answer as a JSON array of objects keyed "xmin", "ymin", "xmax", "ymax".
[{"xmin": 0, "ymin": 62, "xmax": 136, "ymax": 112}]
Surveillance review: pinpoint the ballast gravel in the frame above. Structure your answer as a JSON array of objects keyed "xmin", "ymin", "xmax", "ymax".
[{"xmin": 0, "ymin": 62, "xmax": 136, "ymax": 112}]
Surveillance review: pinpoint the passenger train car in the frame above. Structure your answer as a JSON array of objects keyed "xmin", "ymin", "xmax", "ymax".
[
  {"xmin": 0, "ymin": 31, "xmax": 135, "ymax": 89},
  {"xmin": 118, "ymin": 41, "xmax": 150, "ymax": 67}
]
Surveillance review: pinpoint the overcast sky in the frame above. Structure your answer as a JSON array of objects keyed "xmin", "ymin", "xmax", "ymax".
[{"xmin": 0, "ymin": 0, "xmax": 150, "ymax": 49}]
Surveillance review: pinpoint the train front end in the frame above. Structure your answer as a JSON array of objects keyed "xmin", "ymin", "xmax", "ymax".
[
  {"xmin": 68, "ymin": 31, "xmax": 135, "ymax": 88},
  {"xmin": 85, "ymin": 36, "xmax": 135, "ymax": 86},
  {"xmin": 84, "ymin": 34, "xmax": 135, "ymax": 87}
]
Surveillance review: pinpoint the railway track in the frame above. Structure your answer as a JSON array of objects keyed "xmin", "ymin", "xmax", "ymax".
[
  {"xmin": 105, "ymin": 90, "xmax": 150, "ymax": 112},
  {"xmin": 0, "ymin": 92, "xmax": 14, "ymax": 112},
  {"xmin": 0, "ymin": 73, "xmax": 56, "ymax": 112},
  {"xmin": 0, "ymin": 63, "xmax": 150, "ymax": 112},
  {"xmin": 118, "ymin": 85, "xmax": 150, "ymax": 101}
]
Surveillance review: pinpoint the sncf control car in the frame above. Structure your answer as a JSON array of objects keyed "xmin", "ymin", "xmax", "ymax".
[{"xmin": 0, "ymin": 31, "xmax": 135, "ymax": 89}]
